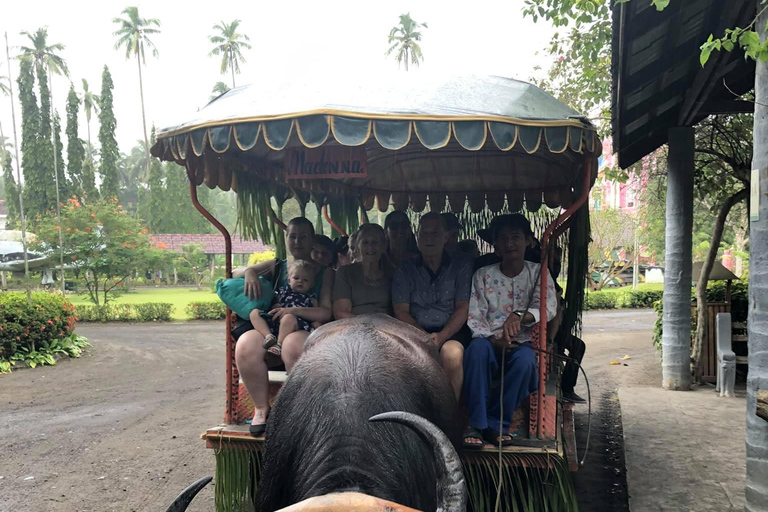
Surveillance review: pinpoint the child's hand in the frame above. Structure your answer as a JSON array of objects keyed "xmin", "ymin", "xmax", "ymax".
[{"xmin": 268, "ymin": 307, "xmax": 288, "ymax": 321}]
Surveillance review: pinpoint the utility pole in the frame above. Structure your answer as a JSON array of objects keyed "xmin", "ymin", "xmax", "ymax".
[
  {"xmin": 632, "ymin": 231, "xmax": 639, "ymax": 290},
  {"xmin": 5, "ymin": 32, "xmax": 31, "ymax": 304}
]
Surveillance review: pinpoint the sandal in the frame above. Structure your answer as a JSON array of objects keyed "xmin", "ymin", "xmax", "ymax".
[
  {"xmin": 482, "ymin": 427, "xmax": 514, "ymax": 447},
  {"xmin": 267, "ymin": 343, "xmax": 282, "ymax": 356},
  {"xmin": 249, "ymin": 422, "xmax": 266, "ymax": 437},
  {"xmin": 262, "ymin": 334, "xmax": 277, "ymax": 350},
  {"xmin": 463, "ymin": 427, "xmax": 485, "ymax": 449}
]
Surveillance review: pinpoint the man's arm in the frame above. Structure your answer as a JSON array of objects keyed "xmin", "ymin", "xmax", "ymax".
[
  {"xmin": 393, "ymin": 303, "xmax": 424, "ymax": 330},
  {"xmin": 435, "ymin": 300, "xmax": 469, "ymax": 346}
]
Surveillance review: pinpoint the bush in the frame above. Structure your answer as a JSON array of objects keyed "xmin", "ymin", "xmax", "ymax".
[
  {"xmin": 621, "ymin": 289, "xmax": 664, "ymax": 308},
  {"xmin": 0, "ymin": 292, "xmax": 78, "ymax": 360},
  {"xmin": 186, "ymin": 301, "xmax": 227, "ymax": 320},
  {"xmin": 75, "ymin": 303, "xmax": 173, "ymax": 322},
  {"xmin": 585, "ymin": 292, "xmax": 618, "ymax": 310}
]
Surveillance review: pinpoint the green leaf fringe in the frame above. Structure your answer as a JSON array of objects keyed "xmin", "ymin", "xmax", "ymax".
[
  {"xmin": 463, "ymin": 452, "xmax": 579, "ymax": 512},
  {"xmin": 214, "ymin": 446, "xmax": 263, "ymax": 512}
]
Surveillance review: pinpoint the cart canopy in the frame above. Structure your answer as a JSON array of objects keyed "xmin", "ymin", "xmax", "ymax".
[{"xmin": 151, "ymin": 74, "xmax": 599, "ymax": 214}]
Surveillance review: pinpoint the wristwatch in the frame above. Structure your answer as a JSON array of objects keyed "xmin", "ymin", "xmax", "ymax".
[{"xmin": 513, "ymin": 311, "xmax": 525, "ymax": 319}]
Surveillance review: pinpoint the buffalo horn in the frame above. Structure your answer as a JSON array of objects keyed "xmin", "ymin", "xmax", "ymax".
[
  {"xmin": 370, "ymin": 411, "xmax": 466, "ymax": 512},
  {"xmin": 164, "ymin": 476, "xmax": 212, "ymax": 512}
]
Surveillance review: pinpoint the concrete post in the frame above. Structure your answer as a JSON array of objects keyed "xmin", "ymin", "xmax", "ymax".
[
  {"xmin": 661, "ymin": 127, "xmax": 694, "ymax": 390},
  {"xmin": 746, "ymin": 8, "xmax": 768, "ymax": 510}
]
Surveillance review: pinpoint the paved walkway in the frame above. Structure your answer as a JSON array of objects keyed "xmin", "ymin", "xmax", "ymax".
[
  {"xmin": 619, "ymin": 386, "xmax": 746, "ymax": 512},
  {"xmin": 619, "ymin": 379, "xmax": 746, "ymax": 512},
  {"xmin": 578, "ymin": 310, "xmax": 747, "ymax": 512}
]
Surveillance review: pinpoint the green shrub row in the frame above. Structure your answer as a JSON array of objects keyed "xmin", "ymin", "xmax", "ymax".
[
  {"xmin": 76, "ymin": 303, "xmax": 174, "ymax": 322},
  {"xmin": 186, "ymin": 301, "xmax": 227, "ymax": 320},
  {"xmin": 585, "ymin": 289, "xmax": 663, "ymax": 310},
  {"xmin": 2, "ymin": 333, "xmax": 92, "ymax": 373},
  {"xmin": 0, "ymin": 292, "xmax": 78, "ymax": 359}
]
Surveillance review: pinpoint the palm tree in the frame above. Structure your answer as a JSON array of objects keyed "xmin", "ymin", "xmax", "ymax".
[
  {"xmin": 81, "ymin": 78, "xmax": 99, "ymax": 165},
  {"xmin": 19, "ymin": 27, "xmax": 69, "ymax": 293},
  {"xmin": 209, "ymin": 81, "xmax": 230, "ymax": 102},
  {"xmin": 113, "ymin": 6, "xmax": 160, "ymax": 207},
  {"xmin": 386, "ymin": 13, "xmax": 428, "ymax": 71},
  {"xmin": 209, "ymin": 20, "xmax": 252, "ymax": 88}
]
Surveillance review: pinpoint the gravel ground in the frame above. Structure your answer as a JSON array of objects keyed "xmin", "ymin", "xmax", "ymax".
[{"xmin": 0, "ymin": 311, "xmax": 658, "ymax": 512}]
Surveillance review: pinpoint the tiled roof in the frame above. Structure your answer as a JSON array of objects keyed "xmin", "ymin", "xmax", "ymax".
[
  {"xmin": 151, "ymin": 234, "xmax": 270, "ymax": 254},
  {"xmin": 0, "ymin": 200, "xmax": 7, "ymax": 216}
]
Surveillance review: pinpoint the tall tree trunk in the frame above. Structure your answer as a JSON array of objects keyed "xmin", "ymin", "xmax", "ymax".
[
  {"xmin": 662, "ymin": 127, "xmax": 694, "ymax": 390},
  {"xmin": 86, "ymin": 117, "xmax": 93, "ymax": 165},
  {"xmin": 746, "ymin": 9, "xmax": 768, "ymax": 510},
  {"xmin": 230, "ymin": 49, "xmax": 236, "ymax": 88},
  {"xmin": 137, "ymin": 50, "xmax": 151, "ymax": 217},
  {"xmin": 692, "ymin": 188, "xmax": 748, "ymax": 382},
  {"xmin": 49, "ymin": 70, "xmax": 66, "ymax": 294},
  {"xmin": 4, "ymin": 32, "xmax": 30, "ymax": 303}
]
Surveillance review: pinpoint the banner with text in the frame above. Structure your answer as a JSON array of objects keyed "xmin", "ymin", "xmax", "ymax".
[{"xmin": 285, "ymin": 147, "xmax": 368, "ymax": 180}]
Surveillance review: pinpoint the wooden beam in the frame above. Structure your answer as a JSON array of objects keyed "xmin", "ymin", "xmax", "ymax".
[{"xmin": 699, "ymin": 100, "xmax": 755, "ymax": 115}]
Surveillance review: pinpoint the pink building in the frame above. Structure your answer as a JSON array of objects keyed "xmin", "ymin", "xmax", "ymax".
[{"xmin": 591, "ymin": 137, "xmax": 651, "ymax": 212}]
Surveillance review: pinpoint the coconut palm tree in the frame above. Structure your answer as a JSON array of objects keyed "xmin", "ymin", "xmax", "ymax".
[
  {"xmin": 19, "ymin": 27, "xmax": 69, "ymax": 293},
  {"xmin": 386, "ymin": 13, "xmax": 428, "ymax": 71},
  {"xmin": 209, "ymin": 81, "xmax": 230, "ymax": 102},
  {"xmin": 209, "ymin": 20, "xmax": 252, "ymax": 88},
  {"xmin": 81, "ymin": 78, "xmax": 99, "ymax": 165},
  {"xmin": 113, "ymin": 6, "xmax": 160, "ymax": 206}
]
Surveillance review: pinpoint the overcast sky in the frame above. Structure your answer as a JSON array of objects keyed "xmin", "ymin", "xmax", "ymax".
[{"xmin": 1, "ymin": 0, "xmax": 555, "ymax": 156}]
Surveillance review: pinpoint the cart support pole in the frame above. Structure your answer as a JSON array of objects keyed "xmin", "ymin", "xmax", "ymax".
[
  {"xmin": 189, "ymin": 179, "xmax": 236, "ymax": 424},
  {"xmin": 537, "ymin": 152, "xmax": 594, "ymax": 438}
]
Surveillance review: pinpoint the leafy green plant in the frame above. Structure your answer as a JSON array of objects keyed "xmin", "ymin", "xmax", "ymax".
[
  {"xmin": 0, "ymin": 292, "xmax": 78, "ymax": 360},
  {"xmin": 75, "ymin": 302, "xmax": 173, "ymax": 322},
  {"xmin": 584, "ymin": 292, "xmax": 618, "ymax": 310},
  {"xmin": 2, "ymin": 334, "xmax": 91, "ymax": 373},
  {"xmin": 186, "ymin": 301, "xmax": 227, "ymax": 320},
  {"xmin": 621, "ymin": 289, "xmax": 663, "ymax": 309}
]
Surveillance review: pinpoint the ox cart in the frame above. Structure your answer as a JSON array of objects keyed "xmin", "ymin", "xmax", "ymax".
[{"xmin": 151, "ymin": 74, "xmax": 599, "ymax": 512}]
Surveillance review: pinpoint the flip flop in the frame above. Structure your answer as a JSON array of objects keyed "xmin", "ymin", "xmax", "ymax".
[
  {"xmin": 482, "ymin": 427, "xmax": 514, "ymax": 447},
  {"xmin": 463, "ymin": 427, "xmax": 485, "ymax": 449},
  {"xmin": 249, "ymin": 422, "xmax": 266, "ymax": 437}
]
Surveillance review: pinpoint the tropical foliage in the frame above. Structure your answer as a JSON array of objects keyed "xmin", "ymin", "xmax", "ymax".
[
  {"xmin": 113, "ymin": 6, "xmax": 160, "ymax": 205},
  {"xmin": 386, "ymin": 13, "xmax": 428, "ymax": 71},
  {"xmin": 31, "ymin": 198, "xmax": 162, "ymax": 305},
  {"xmin": 209, "ymin": 20, "xmax": 251, "ymax": 88},
  {"xmin": 0, "ymin": 291, "xmax": 80, "ymax": 372},
  {"xmin": 177, "ymin": 242, "xmax": 209, "ymax": 290},
  {"xmin": 588, "ymin": 208, "xmax": 636, "ymax": 290},
  {"xmin": 97, "ymin": 66, "xmax": 119, "ymax": 199}
]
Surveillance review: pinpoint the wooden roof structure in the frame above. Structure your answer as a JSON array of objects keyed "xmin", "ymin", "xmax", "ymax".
[{"xmin": 611, "ymin": 0, "xmax": 757, "ymax": 168}]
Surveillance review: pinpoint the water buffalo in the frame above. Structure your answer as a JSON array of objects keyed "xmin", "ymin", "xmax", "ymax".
[{"xmin": 255, "ymin": 314, "xmax": 465, "ymax": 512}]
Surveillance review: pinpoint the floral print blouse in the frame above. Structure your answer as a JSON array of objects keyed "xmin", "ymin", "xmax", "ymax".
[{"xmin": 468, "ymin": 261, "xmax": 558, "ymax": 343}]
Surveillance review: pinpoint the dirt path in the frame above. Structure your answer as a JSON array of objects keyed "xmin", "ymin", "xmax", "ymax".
[
  {"xmin": 0, "ymin": 311, "xmax": 659, "ymax": 512},
  {"xmin": 0, "ymin": 322, "xmax": 225, "ymax": 512}
]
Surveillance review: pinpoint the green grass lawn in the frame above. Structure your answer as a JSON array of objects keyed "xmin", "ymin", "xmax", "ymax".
[
  {"xmin": 69, "ymin": 287, "xmax": 218, "ymax": 321},
  {"xmin": 596, "ymin": 282, "xmax": 664, "ymax": 294}
]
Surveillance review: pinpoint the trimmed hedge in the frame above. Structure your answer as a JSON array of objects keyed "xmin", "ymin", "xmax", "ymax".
[
  {"xmin": 584, "ymin": 289, "xmax": 664, "ymax": 310},
  {"xmin": 76, "ymin": 303, "xmax": 173, "ymax": 322},
  {"xmin": 186, "ymin": 301, "xmax": 227, "ymax": 320},
  {"xmin": 0, "ymin": 292, "xmax": 78, "ymax": 359}
]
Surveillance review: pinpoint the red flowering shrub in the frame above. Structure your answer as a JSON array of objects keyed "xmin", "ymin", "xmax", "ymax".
[{"xmin": 0, "ymin": 292, "xmax": 78, "ymax": 359}]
